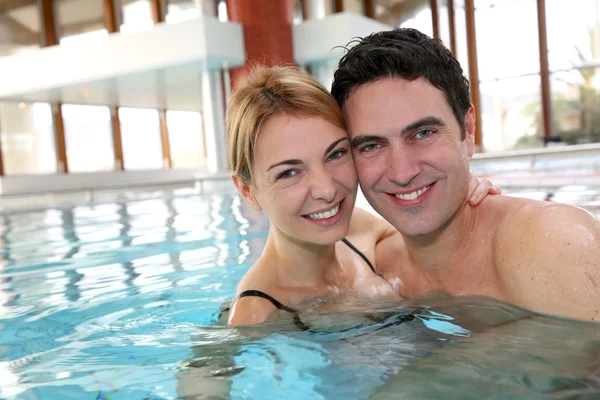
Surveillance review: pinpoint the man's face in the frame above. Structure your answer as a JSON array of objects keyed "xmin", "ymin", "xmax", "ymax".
[{"xmin": 342, "ymin": 78, "xmax": 475, "ymax": 237}]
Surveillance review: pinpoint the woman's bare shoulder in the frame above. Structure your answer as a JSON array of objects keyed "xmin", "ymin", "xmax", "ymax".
[{"xmin": 228, "ymin": 258, "xmax": 279, "ymax": 326}]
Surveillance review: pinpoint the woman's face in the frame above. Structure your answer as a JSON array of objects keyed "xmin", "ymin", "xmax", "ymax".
[{"xmin": 241, "ymin": 113, "xmax": 358, "ymax": 246}]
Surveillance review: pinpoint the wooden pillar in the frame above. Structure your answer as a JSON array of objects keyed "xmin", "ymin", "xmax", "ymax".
[
  {"xmin": 40, "ymin": 0, "xmax": 70, "ymax": 171},
  {"xmin": 226, "ymin": 0, "xmax": 295, "ymax": 88},
  {"xmin": 537, "ymin": 0, "xmax": 552, "ymax": 138},
  {"xmin": 464, "ymin": 0, "xmax": 482, "ymax": 151},
  {"xmin": 111, "ymin": 109, "xmax": 125, "ymax": 170},
  {"xmin": 430, "ymin": 0, "xmax": 440, "ymax": 39},
  {"xmin": 150, "ymin": 0, "xmax": 165, "ymax": 23},
  {"xmin": 159, "ymin": 110, "xmax": 172, "ymax": 169},
  {"xmin": 364, "ymin": 0, "xmax": 375, "ymax": 18},
  {"xmin": 448, "ymin": 0, "xmax": 457, "ymax": 57},
  {"xmin": 103, "ymin": 0, "xmax": 125, "ymax": 170},
  {"xmin": 53, "ymin": 105, "xmax": 69, "ymax": 173},
  {"xmin": 39, "ymin": 0, "xmax": 57, "ymax": 47},
  {"xmin": 334, "ymin": 0, "xmax": 343, "ymax": 13},
  {"xmin": 103, "ymin": 0, "xmax": 118, "ymax": 33}
]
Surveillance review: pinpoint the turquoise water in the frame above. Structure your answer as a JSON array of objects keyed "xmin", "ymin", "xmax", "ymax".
[{"xmin": 0, "ymin": 188, "xmax": 599, "ymax": 399}]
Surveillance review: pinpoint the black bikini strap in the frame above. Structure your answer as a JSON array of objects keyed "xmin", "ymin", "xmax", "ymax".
[
  {"xmin": 342, "ymin": 238, "xmax": 377, "ymax": 274},
  {"xmin": 234, "ymin": 290, "xmax": 309, "ymax": 331},
  {"xmin": 236, "ymin": 290, "xmax": 298, "ymax": 313}
]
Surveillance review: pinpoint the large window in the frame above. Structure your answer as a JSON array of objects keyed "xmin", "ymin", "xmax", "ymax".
[
  {"xmin": 120, "ymin": 0, "xmax": 154, "ymax": 33},
  {"xmin": 475, "ymin": 0, "xmax": 541, "ymax": 151},
  {"xmin": 0, "ymin": 102, "xmax": 56, "ymax": 175},
  {"xmin": 400, "ymin": 6, "xmax": 433, "ymax": 37},
  {"xmin": 167, "ymin": 110, "xmax": 206, "ymax": 168},
  {"xmin": 166, "ymin": 0, "xmax": 198, "ymax": 23},
  {"xmin": 547, "ymin": 0, "xmax": 600, "ymax": 145},
  {"xmin": 0, "ymin": 2, "xmax": 41, "ymax": 57},
  {"xmin": 119, "ymin": 108, "xmax": 163, "ymax": 170},
  {"xmin": 62, "ymin": 104, "xmax": 114, "ymax": 173},
  {"xmin": 55, "ymin": 0, "xmax": 108, "ymax": 45}
]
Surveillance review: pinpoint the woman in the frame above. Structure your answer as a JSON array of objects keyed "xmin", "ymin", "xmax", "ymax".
[{"xmin": 226, "ymin": 66, "xmax": 499, "ymax": 327}]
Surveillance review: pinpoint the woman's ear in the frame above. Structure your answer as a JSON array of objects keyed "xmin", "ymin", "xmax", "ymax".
[{"xmin": 232, "ymin": 175, "xmax": 262, "ymax": 211}]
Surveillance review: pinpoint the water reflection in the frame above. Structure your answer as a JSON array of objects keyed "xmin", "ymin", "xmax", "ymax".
[{"xmin": 0, "ymin": 186, "xmax": 597, "ymax": 399}]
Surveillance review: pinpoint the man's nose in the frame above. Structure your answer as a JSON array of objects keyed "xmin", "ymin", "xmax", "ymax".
[
  {"xmin": 387, "ymin": 144, "xmax": 420, "ymax": 187},
  {"xmin": 309, "ymin": 168, "xmax": 337, "ymax": 202}
]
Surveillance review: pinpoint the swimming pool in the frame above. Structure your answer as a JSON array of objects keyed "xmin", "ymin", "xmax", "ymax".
[{"xmin": 1, "ymin": 183, "xmax": 599, "ymax": 399}]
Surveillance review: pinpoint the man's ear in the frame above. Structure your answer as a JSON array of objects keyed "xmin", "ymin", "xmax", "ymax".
[
  {"xmin": 464, "ymin": 107, "xmax": 476, "ymax": 157},
  {"xmin": 232, "ymin": 175, "xmax": 262, "ymax": 211}
]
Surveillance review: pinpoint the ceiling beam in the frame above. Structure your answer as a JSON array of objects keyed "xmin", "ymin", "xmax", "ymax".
[{"xmin": 0, "ymin": 0, "xmax": 37, "ymax": 14}]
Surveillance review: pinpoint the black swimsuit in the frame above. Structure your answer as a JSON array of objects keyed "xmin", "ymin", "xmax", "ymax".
[{"xmin": 221, "ymin": 238, "xmax": 387, "ymax": 330}]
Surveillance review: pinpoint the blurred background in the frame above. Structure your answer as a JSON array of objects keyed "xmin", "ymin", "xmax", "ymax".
[{"xmin": 0, "ymin": 0, "xmax": 599, "ymax": 196}]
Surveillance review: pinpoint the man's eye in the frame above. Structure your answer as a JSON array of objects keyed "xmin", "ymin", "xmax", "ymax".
[
  {"xmin": 277, "ymin": 170, "xmax": 297, "ymax": 180},
  {"xmin": 415, "ymin": 129, "xmax": 433, "ymax": 139},
  {"xmin": 360, "ymin": 143, "xmax": 380, "ymax": 152},
  {"xmin": 328, "ymin": 149, "xmax": 347, "ymax": 161}
]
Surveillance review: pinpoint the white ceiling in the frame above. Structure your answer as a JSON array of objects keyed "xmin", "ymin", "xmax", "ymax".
[{"xmin": 0, "ymin": 17, "xmax": 245, "ymax": 111}]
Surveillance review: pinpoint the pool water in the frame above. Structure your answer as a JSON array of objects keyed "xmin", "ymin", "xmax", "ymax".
[{"xmin": 0, "ymin": 186, "xmax": 599, "ymax": 399}]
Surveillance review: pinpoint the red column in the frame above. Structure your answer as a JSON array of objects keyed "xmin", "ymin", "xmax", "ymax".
[{"xmin": 226, "ymin": 0, "xmax": 295, "ymax": 88}]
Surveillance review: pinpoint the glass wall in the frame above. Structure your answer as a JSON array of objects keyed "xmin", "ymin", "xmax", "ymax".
[
  {"xmin": 376, "ymin": 0, "xmax": 433, "ymax": 37},
  {"xmin": 62, "ymin": 104, "xmax": 114, "ymax": 173},
  {"xmin": 452, "ymin": 0, "xmax": 470, "ymax": 85},
  {"xmin": 0, "ymin": 1, "xmax": 41, "ymax": 57},
  {"xmin": 119, "ymin": 108, "xmax": 163, "ymax": 170},
  {"xmin": 0, "ymin": 102, "xmax": 56, "ymax": 175},
  {"xmin": 547, "ymin": 0, "xmax": 600, "ymax": 145},
  {"xmin": 475, "ymin": 0, "xmax": 541, "ymax": 151},
  {"xmin": 120, "ymin": 0, "xmax": 154, "ymax": 33},
  {"xmin": 167, "ymin": 110, "xmax": 206, "ymax": 168},
  {"xmin": 55, "ymin": 0, "xmax": 108, "ymax": 46},
  {"xmin": 166, "ymin": 0, "xmax": 198, "ymax": 23}
]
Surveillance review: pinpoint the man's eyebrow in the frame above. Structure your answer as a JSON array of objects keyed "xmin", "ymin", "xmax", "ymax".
[
  {"xmin": 267, "ymin": 159, "xmax": 302, "ymax": 172},
  {"xmin": 401, "ymin": 117, "xmax": 446, "ymax": 136},
  {"xmin": 350, "ymin": 117, "xmax": 446, "ymax": 148},
  {"xmin": 324, "ymin": 138, "xmax": 349, "ymax": 155},
  {"xmin": 350, "ymin": 135, "xmax": 383, "ymax": 148}
]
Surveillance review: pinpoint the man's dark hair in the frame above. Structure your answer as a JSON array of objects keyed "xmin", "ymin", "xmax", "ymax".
[{"xmin": 331, "ymin": 28, "xmax": 472, "ymax": 133}]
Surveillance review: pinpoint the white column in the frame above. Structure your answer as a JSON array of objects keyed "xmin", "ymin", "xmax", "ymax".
[
  {"xmin": 195, "ymin": 0, "xmax": 216, "ymax": 17},
  {"xmin": 202, "ymin": 69, "xmax": 228, "ymax": 173},
  {"xmin": 304, "ymin": 0, "xmax": 334, "ymax": 20},
  {"xmin": 196, "ymin": 0, "xmax": 229, "ymax": 173}
]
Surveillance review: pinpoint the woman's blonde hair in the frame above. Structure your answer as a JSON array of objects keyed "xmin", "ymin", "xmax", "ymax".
[{"xmin": 227, "ymin": 65, "xmax": 345, "ymax": 184}]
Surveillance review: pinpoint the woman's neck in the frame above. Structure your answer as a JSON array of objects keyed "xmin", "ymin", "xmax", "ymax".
[{"xmin": 262, "ymin": 226, "xmax": 342, "ymax": 289}]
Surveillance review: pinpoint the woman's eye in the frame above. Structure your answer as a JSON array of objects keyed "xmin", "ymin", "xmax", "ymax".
[
  {"xmin": 277, "ymin": 170, "xmax": 297, "ymax": 180},
  {"xmin": 415, "ymin": 129, "xmax": 433, "ymax": 139},
  {"xmin": 328, "ymin": 149, "xmax": 347, "ymax": 161}
]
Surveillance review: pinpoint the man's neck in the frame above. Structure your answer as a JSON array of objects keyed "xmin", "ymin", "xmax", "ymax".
[{"xmin": 402, "ymin": 203, "xmax": 478, "ymax": 274}]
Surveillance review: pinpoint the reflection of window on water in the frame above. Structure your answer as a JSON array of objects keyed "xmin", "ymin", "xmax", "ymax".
[
  {"xmin": 120, "ymin": 0, "xmax": 154, "ymax": 33},
  {"xmin": 0, "ymin": 102, "xmax": 56, "ymax": 175}
]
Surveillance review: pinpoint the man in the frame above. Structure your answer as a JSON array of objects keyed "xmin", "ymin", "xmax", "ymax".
[{"xmin": 331, "ymin": 28, "xmax": 600, "ymax": 321}]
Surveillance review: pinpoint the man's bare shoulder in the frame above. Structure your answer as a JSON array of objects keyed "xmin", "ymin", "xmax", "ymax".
[{"xmin": 492, "ymin": 198, "xmax": 600, "ymax": 320}]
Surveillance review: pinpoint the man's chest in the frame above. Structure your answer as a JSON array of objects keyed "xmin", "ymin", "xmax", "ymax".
[{"xmin": 382, "ymin": 249, "xmax": 508, "ymax": 301}]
